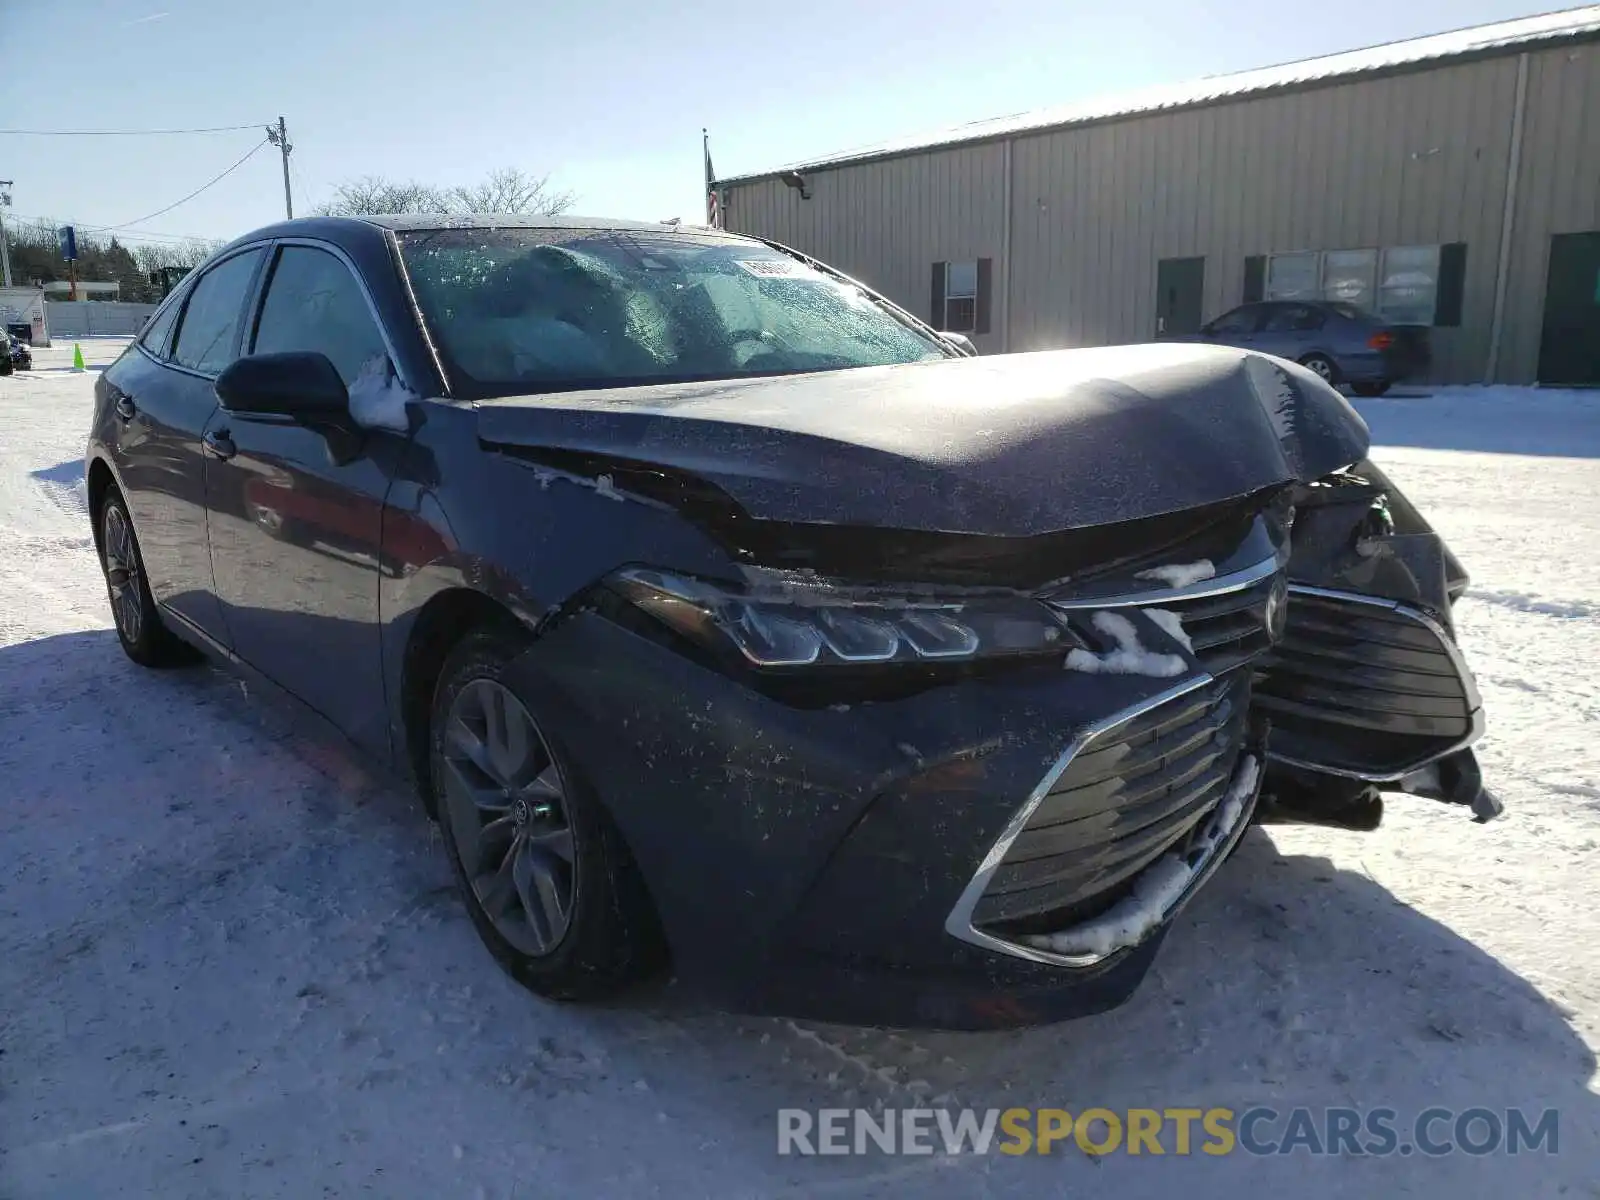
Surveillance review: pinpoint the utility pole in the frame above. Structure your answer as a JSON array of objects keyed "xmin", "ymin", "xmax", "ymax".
[
  {"xmin": 0, "ymin": 181, "xmax": 13, "ymax": 288},
  {"xmin": 265, "ymin": 117, "xmax": 293, "ymax": 219}
]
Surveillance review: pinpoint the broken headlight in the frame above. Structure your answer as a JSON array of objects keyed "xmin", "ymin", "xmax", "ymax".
[{"xmin": 609, "ymin": 568, "xmax": 1077, "ymax": 668}]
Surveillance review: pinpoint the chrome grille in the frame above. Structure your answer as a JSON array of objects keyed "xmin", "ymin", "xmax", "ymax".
[
  {"xmin": 1256, "ymin": 586, "xmax": 1481, "ymax": 779},
  {"xmin": 973, "ymin": 673, "xmax": 1250, "ymax": 932}
]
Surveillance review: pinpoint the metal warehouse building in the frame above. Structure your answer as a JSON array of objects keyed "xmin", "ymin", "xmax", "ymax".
[{"xmin": 716, "ymin": 6, "xmax": 1600, "ymax": 385}]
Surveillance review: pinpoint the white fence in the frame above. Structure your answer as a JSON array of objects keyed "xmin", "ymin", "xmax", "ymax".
[{"xmin": 44, "ymin": 301, "xmax": 157, "ymax": 339}]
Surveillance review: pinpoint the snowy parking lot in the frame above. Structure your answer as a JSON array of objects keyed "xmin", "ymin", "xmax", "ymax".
[{"xmin": 2, "ymin": 338, "xmax": 1598, "ymax": 1197}]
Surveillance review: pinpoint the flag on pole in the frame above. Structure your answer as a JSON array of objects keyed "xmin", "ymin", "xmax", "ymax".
[{"xmin": 703, "ymin": 128, "xmax": 721, "ymax": 228}]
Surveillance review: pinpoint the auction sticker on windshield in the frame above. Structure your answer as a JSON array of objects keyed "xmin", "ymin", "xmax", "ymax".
[{"xmin": 733, "ymin": 258, "xmax": 820, "ymax": 278}]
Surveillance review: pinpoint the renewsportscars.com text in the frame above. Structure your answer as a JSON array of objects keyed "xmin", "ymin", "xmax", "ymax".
[{"xmin": 777, "ymin": 1106, "xmax": 1560, "ymax": 1157}]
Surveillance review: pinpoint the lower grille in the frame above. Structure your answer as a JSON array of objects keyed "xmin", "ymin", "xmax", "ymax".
[
  {"xmin": 1255, "ymin": 587, "xmax": 1481, "ymax": 779},
  {"xmin": 973, "ymin": 673, "xmax": 1249, "ymax": 933}
]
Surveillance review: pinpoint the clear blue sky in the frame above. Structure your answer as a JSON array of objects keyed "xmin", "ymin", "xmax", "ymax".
[{"xmin": 0, "ymin": 0, "xmax": 1567, "ymax": 247}]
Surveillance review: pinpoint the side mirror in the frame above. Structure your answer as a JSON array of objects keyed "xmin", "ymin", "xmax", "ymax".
[
  {"xmin": 938, "ymin": 331, "xmax": 978, "ymax": 356},
  {"xmin": 215, "ymin": 352, "xmax": 349, "ymax": 420}
]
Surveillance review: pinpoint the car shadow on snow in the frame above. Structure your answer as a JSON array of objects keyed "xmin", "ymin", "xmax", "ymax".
[
  {"xmin": 30, "ymin": 459, "xmax": 86, "ymax": 489},
  {"xmin": 3, "ymin": 629, "xmax": 1594, "ymax": 1197},
  {"xmin": 1350, "ymin": 391, "xmax": 1600, "ymax": 458}
]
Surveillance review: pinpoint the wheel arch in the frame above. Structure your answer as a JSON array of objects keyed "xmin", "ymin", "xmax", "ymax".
[
  {"xmin": 399, "ymin": 585, "xmax": 525, "ymax": 817},
  {"xmin": 85, "ymin": 455, "xmax": 120, "ymax": 552}
]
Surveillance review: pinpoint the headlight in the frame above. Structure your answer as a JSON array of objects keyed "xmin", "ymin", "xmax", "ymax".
[{"xmin": 609, "ymin": 568, "xmax": 1077, "ymax": 669}]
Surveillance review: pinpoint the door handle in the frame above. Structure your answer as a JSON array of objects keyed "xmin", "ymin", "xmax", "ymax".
[
  {"xmin": 202, "ymin": 429, "xmax": 237, "ymax": 461},
  {"xmin": 114, "ymin": 395, "xmax": 137, "ymax": 421}
]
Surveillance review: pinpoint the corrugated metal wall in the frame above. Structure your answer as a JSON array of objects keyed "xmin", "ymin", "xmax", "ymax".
[
  {"xmin": 724, "ymin": 43, "xmax": 1600, "ymax": 384},
  {"xmin": 728, "ymin": 143, "xmax": 1008, "ymax": 350},
  {"xmin": 1007, "ymin": 56, "xmax": 1519, "ymax": 382},
  {"xmin": 1499, "ymin": 42, "xmax": 1600, "ymax": 382}
]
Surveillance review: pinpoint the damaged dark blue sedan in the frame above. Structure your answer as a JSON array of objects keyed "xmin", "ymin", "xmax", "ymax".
[{"xmin": 86, "ymin": 216, "xmax": 1496, "ymax": 1029}]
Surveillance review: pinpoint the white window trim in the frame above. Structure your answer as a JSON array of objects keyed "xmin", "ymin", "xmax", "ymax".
[{"xmin": 943, "ymin": 261, "xmax": 978, "ymax": 334}]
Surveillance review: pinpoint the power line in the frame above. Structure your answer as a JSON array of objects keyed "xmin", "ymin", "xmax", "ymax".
[
  {"xmin": 101, "ymin": 140, "xmax": 270, "ymax": 230},
  {"xmin": 0, "ymin": 123, "xmax": 273, "ymax": 137},
  {"xmin": 3, "ymin": 140, "xmax": 268, "ymax": 245},
  {"xmin": 7, "ymin": 216, "xmax": 220, "ymax": 244}
]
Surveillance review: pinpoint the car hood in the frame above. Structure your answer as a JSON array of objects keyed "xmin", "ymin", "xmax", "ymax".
[{"xmin": 474, "ymin": 344, "xmax": 1370, "ymax": 536}]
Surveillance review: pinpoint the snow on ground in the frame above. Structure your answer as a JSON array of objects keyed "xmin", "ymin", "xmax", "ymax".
[{"xmin": 1, "ymin": 341, "xmax": 1597, "ymax": 1197}]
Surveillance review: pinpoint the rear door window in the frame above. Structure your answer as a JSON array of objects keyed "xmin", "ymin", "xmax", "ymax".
[
  {"xmin": 1262, "ymin": 304, "xmax": 1324, "ymax": 333},
  {"xmin": 251, "ymin": 245, "xmax": 389, "ymax": 385},
  {"xmin": 1209, "ymin": 306, "xmax": 1262, "ymax": 336},
  {"xmin": 172, "ymin": 248, "xmax": 265, "ymax": 375}
]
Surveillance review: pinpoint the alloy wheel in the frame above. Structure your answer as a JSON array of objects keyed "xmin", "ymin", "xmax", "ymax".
[
  {"xmin": 439, "ymin": 678, "xmax": 576, "ymax": 957},
  {"xmin": 102, "ymin": 505, "xmax": 144, "ymax": 644},
  {"xmin": 1305, "ymin": 357, "xmax": 1334, "ymax": 380}
]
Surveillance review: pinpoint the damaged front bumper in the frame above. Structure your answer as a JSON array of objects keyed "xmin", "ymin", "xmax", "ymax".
[
  {"xmin": 507, "ymin": 603, "xmax": 1274, "ymax": 1029},
  {"xmin": 947, "ymin": 711, "xmax": 1265, "ymax": 968},
  {"xmin": 1255, "ymin": 459, "xmax": 1500, "ymax": 823},
  {"xmin": 496, "ymin": 463, "xmax": 1490, "ymax": 1029}
]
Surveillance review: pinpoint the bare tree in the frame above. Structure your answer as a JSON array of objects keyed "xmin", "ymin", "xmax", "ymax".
[
  {"xmin": 319, "ymin": 176, "xmax": 454, "ymax": 217},
  {"xmin": 449, "ymin": 168, "xmax": 575, "ymax": 217},
  {"xmin": 132, "ymin": 239, "xmax": 222, "ymax": 273},
  {"xmin": 318, "ymin": 169, "xmax": 574, "ymax": 217}
]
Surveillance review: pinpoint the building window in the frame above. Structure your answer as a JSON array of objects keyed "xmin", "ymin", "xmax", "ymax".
[
  {"xmin": 931, "ymin": 258, "xmax": 991, "ymax": 334},
  {"xmin": 1321, "ymin": 249, "xmax": 1378, "ymax": 308},
  {"xmin": 944, "ymin": 261, "xmax": 978, "ymax": 332},
  {"xmin": 1266, "ymin": 252, "xmax": 1320, "ymax": 302},
  {"xmin": 1260, "ymin": 244, "xmax": 1462, "ymax": 326},
  {"xmin": 1377, "ymin": 245, "xmax": 1441, "ymax": 325}
]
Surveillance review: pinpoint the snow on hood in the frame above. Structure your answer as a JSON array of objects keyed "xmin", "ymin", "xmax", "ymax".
[{"xmin": 475, "ymin": 344, "xmax": 1370, "ymax": 537}]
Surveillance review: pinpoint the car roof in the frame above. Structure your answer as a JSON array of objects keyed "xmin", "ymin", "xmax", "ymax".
[
  {"xmin": 217, "ymin": 214, "xmax": 763, "ymax": 259},
  {"xmin": 360, "ymin": 213, "xmax": 741, "ymax": 234},
  {"xmin": 238, "ymin": 214, "xmax": 752, "ymax": 237}
]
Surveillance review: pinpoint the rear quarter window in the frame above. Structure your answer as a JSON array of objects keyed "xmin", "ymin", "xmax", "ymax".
[{"xmin": 137, "ymin": 296, "xmax": 183, "ymax": 359}]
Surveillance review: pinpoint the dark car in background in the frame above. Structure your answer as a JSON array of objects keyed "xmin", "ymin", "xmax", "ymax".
[
  {"xmin": 1193, "ymin": 300, "xmax": 1429, "ymax": 395},
  {"xmin": 84, "ymin": 216, "xmax": 1492, "ymax": 1030},
  {"xmin": 2, "ymin": 333, "xmax": 30, "ymax": 374}
]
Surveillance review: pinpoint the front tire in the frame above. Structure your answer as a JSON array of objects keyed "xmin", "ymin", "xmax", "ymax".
[
  {"xmin": 430, "ymin": 627, "xmax": 664, "ymax": 1001},
  {"xmin": 97, "ymin": 486, "xmax": 199, "ymax": 668}
]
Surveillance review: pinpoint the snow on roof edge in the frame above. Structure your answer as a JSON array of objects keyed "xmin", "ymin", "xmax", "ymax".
[{"xmin": 716, "ymin": 5, "xmax": 1600, "ymax": 186}]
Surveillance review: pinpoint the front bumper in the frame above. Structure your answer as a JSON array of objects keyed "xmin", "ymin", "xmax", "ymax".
[{"xmin": 504, "ymin": 609, "xmax": 1267, "ymax": 1030}]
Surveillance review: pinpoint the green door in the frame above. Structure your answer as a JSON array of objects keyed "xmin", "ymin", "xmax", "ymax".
[
  {"xmin": 1538, "ymin": 232, "xmax": 1600, "ymax": 385},
  {"xmin": 1155, "ymin": 257, "xmax": 1205, "ymax": 339}
]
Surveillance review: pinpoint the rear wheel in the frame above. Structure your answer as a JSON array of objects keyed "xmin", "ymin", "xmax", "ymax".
[
  {"xmin": 97, "ymin": 486, "xmax": 199, "ymax": 667},
  {"xmin": 430, "ymin": 628, "xmax": 664, "ymax": 1000},
  {"xmin": 1299, "ymin": 353, "xmax": 1338, "ymax": 384},
  {"xmin": 1351, "ymin": 380, "xmax": 1391, "ymax": 397}
]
